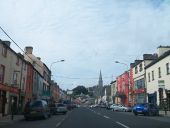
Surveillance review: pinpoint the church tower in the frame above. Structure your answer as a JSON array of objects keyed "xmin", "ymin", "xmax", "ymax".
[
  {"xmin": 98, "ymin": 70, "xmax": 103, "ymax": 87},
  {"xmin": 97, "ymin": 70, "xmax": 103, "ymax": 99}
]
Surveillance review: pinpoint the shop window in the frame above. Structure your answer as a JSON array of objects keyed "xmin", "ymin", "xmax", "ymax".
[
  {"xmin": 166, "ymin": 63, "xmax": 170, "ymax": 75},
  {"xmin": 2, "ymin": 45, "xmax": 7, "ymax": 57},
  {"xmin": 0, "ymin": 65, "xmax": 5, "ymax": 83}
]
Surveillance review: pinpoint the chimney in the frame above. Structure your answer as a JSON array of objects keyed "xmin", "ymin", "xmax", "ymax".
[
  {"xmin": 0, "ymin": 40, "xmax": 11, "ymax": 47},
  {"xmin": 157, "ymin": 45, "xmax": 170, "ymax": 57},
  {"xmin": 135, "ymin": 60, "xmax": 143, "ymax": 65},
  {"xmin": 37, "ymin": 57, "xmax": 41, "ymax": 60},
  {"xmin": 143, "ymin": 54, "xmax": 158, "ymax": 60},
  {"xmin": 25, "ymin": 46, "xmax": 33, "ymax": 54},
  {"xmin": 130, "ymin": 63, "xmax": 135, "ymax": 68}
]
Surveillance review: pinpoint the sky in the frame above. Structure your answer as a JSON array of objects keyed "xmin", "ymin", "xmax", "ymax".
[{"xmin": 0, "ymin": 0, "xmax": 170, "ymax": 90}]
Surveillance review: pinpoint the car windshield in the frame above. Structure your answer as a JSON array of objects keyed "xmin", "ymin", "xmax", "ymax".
[{"xmin": 1, "ymin": 1, "xmax": 170, "ymax": 128}]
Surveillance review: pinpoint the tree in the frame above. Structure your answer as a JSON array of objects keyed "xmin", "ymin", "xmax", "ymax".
[{"xmin": 72, "ymin": 86, "xmax": 88, "ymax": 96}]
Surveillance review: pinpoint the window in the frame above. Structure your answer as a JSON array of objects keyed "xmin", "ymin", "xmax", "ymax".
[
  {"xmin": 2, "ymin": 45, "xmax": 7, "ymax": 57},
  {"xmin": 13, "ymin": 72, "xmax": 18, "ymax": 85},
  {"xmin": 166, "ymin": 63, "xmax": 170, "ymax": 75},
  {"xmin": 139, "ymin": 63, "xmax": 143, "ymax": 72},
  {"xmin": 148, "ymin": 72, "xmax": 150, "ymax": 82},
  {"xmin": 16, "ymin": 57, "xmax": 19, "ymax": 66},
  {"xmin": 0, "ymin": 65, "xmax": 5, "ymax": 83},
  {"xmin": 152, "ymin": 71, "xmax": 154, "ymax": 81},
  {"xmin": 158, "ymin": 67, "xmax": 161, "ymax": 78},
  {"xmin": 135, "ymin": 66, "xmax": 138, "ymax": 74},
  {"xmin": 24, "ymin": 63, "xmax": 26, "ymax": 70},
  {"xmin": 22, "ymin": 77, "xmax": 25, "ymax": 90}
]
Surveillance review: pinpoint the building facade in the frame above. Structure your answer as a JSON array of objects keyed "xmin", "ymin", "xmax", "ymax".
[
  {"xmin": 115, "ymin": 71, "xmax": 129, "ymax": 106},
  {"xmin": 146, "ymin": 46, "xmax": 170, "ymax": 109}
]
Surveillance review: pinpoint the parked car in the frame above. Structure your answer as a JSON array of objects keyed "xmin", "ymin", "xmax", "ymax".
[
  {"xmin": 51, "ymin": 103, "xmax": 68, "ymax": 115},
  {"xmin": 113, "ymin": 104, "xmax": 126, "ymax": 111},
  {"xmin": 123, "ymin": 105, "xmax": 132, "ymax": 112},
  {"xmin": 24, "ymin": 100, "xmax": 51, "ymax": 120},
  {"xmin": 133, "ymin": 103, "xmax": 159, "ymax": 116},
  {"xmin": 110, "ymin": 104, "xmax": 117, "ymax": 110}
]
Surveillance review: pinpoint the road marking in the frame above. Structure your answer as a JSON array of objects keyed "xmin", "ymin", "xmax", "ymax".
[
  {"xmin": 103, "ymin": 115, "xmax": 110, "ymax": 119},
  {"xmin": 116, "ymin": 121, "xmax": 130, "ymax": 128},
  {"xmin": 56, "ymin": 122, "xmax": 61, "ymax": 127}
]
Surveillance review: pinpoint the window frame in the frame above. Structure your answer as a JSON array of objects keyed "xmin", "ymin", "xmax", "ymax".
[
  {"xmin": 0, "ymin": 65, "xmax": 5, "ymax": 83},
  {"xmin": 158, "ymin": 67, "xmax": 161, "ymax": 78},
  {"xmin": 2, "ymin": 45, "xmax": 7, "ymax": 57},
  {"xmin": 166, "ymin": 63, "xmax": 170, "ymax": 75},
  {"xmin": 152, "ymin": 70, "xmax": 154, "ymax": 81}
]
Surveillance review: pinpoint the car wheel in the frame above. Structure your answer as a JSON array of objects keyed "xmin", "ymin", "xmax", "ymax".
[
  {"xmin": 134, "ymin": 112, "xmax": 138, "ymax": 116},
  {"xmin": 43, "ymin": 113, "xmax": 48, "ymax": 119}
]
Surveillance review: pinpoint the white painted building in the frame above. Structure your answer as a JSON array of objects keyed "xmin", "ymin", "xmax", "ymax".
[
  {"xmin": 145, "ymin": 46, "xmax": 170, "ymax": 108},
  {"xmin": 132, "ymin": 54, "xmax": 156, "ymax": 104}
]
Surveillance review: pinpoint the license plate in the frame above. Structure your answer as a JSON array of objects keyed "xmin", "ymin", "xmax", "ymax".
[
  {"xmin": 137, "ymin": 110, "xmax": 142, "ymax": 113},
  {"xmin": 31, "ymin": 111, "xmax": 36, "ymax": 114}
]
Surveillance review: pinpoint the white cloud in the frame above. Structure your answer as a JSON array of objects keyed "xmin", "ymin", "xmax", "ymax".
[{"xmin": 1, "ymin": 0, "xmax": 170, "ymax": 90}]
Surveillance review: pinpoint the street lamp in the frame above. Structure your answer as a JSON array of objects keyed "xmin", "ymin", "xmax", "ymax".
[
  {"xmin": 115, "ymin": 61, "xmax": 128, "ymax": 71},
  {"xmin": 49, "ymin": 60, "xmax": 65, "ymax": 104},
  {"xmin": 50, "ymin": 59, "xmax": 65, "ymax": 72}
]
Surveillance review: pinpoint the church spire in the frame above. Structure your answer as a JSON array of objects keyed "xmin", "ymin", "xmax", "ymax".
[{"xmin": 98, "ymin": 70, "xmax": 103, "ymax": 87}]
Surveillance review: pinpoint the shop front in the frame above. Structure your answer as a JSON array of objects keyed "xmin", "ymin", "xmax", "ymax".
[
  {"xmin": 0, "ymin": 83, "xmax": 19, "ymax": 116},
  {"xmin": 134, "ymin": 88, "xmax": 146, "ymax": 104}
]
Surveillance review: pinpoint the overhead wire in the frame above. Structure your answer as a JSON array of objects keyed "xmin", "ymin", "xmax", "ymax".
[{"xmin": 0, "ymin": 26, "xmax": 44, "ymax": 69}]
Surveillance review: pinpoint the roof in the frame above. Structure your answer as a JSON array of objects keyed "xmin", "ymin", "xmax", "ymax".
[{"xmin": 145, "ymin": 50, "xmax": 170, "ymax": 69}]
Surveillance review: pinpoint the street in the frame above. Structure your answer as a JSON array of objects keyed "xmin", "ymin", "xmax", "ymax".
[{"xmin": 1, "ymin": 107, "xmax": 170, "ymax": 128}]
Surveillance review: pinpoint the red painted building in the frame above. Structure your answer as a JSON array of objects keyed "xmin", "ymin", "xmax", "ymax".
[
  {"xmin": 129, "ymin": 68, "xmax": 135, "ymax": 106},
  {"xmin": 25, "ymin": 63, "xmax": 33, "ymax": 103},
  {"xmin": 116, "ymin": 71, "xmax": 129, "ymax": 106}
]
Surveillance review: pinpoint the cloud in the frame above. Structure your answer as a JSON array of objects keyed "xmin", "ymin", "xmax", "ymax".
[{"xmin": 1, "ymin": 0, "xmax": 170, "ymax": 90}]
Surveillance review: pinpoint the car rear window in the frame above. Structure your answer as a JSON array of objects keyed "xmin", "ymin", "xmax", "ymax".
[
  {"xmin": 57, "ymin": 104, "xmax": 65, "ymax": 107},
  {"xmin": 30, "ymin": 101, "xmax": 43, "ymax": 107}
]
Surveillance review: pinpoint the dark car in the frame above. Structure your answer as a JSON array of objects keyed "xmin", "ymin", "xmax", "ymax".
[
  {"xmin": 133, "ymin": 103, "xmax": 159, "ymax": 116},
  {"xmin": 24, "ymin": 100, "xmax": 51, "ymax": 120}
]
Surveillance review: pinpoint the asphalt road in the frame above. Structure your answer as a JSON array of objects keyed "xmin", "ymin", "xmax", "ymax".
[
  {"xmin": 1, "ymin": 107, "xmax": 170, "ymax": 128},
  {"xmin": 58, "ymin": 107, "xmax": 170, "ymax": 128}
]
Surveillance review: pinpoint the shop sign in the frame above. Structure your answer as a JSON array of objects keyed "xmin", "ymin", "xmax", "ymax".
[
  {"xmin": 135, "ymin": 88, "xmax": 145, "ymax": 94},
  {"xmin": 0, "ymin": 83, "xmax": 19, "ymax": 93},
  {"xmin": 158, "ymin": 80, "xmax": 165, "ymax": 89}
]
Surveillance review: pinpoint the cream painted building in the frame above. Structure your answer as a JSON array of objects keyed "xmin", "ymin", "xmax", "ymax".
[
  {"xmin": 132, "ymin": 54, "xmax": 157, "ymax": 104},
  {"xmin": 110, "ymin": 80, "xmax": 116, "ymax": 104},
  {"xmin": 145, "ymin": 46, "xmax": 170, "ymax": 109},
  {"xmin": 0, "ymin": 40, "xmax": 27, "ymax": 115}
]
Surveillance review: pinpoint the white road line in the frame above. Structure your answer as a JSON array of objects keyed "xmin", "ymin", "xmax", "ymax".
[
  {"xmin": 103, "ymin": 115, "xmax": 110, "ymax": 119},
  {"xmin": 56, "ymin": 122, "xmax": 61, "ymax": 127},
  {"xmin": 116, "ymin": 121, "xmax": 130, "ymax": 128}
]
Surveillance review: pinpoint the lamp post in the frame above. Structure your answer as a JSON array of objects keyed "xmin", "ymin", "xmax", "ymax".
[
  {"xmin": 115, "ymin": 61, "xmax": 128, "ymax": 71},
  {"xmin": 50, "ymin": 60, "xmax": 65, "ymax": 73},
  {"xmin": 49, "ymin": 60, "xmax": 65, "ymax": 104},
  {"xmin": 115, "ymin": 61, "xmax": 130, "ymax": 105}
]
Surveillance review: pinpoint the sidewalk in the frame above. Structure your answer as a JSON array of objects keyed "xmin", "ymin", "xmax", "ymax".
[
  {"xmin": 159, "ymin": 110, "xmax": 170, "ymax": 117},
  {"xmin": 0, "ymin": 114, "xmax": 24, "ymax": 124}
]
